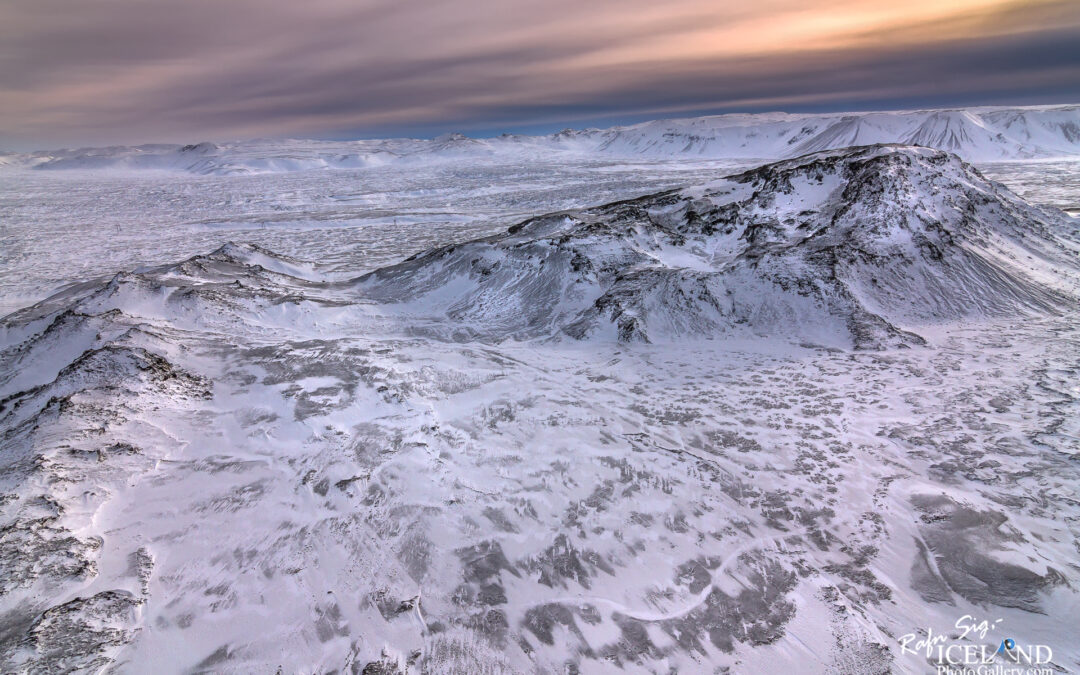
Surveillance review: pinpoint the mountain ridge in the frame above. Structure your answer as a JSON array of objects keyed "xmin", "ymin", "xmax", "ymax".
[
  {"xmin": 349, "ymin": 144, "xmax": 1078, "ymax": 348},
  {"xmin": 5, "ymin": 145, "xmax": 1076, "ymax": 350},
  {"xmin": 4, "ymin": 104, "xmax": 1080, "ymax": 175}
]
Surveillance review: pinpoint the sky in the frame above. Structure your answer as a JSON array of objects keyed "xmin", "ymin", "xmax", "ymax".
[{"xmin": 1, "ymin": 0, "xmax": 1079, "ymax": 150}]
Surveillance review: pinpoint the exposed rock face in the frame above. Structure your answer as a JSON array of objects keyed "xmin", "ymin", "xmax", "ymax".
[{"xmin": 357, "ymin": 145, "xmax": 1078, "ymax": 348}]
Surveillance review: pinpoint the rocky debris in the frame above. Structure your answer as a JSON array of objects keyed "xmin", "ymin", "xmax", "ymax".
[
  {"xmin": 911, "ymin": 493, "xmax": 1067, "ymax": 611},
  {"xmin": 1, "ymin": 590, "xmax": 141, "ymax": 673}
]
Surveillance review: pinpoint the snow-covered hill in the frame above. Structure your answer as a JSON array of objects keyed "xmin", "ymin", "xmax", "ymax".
[
  {"xmin": 2, "ymin": 145, "xmax": 1079, "ymax": 672},
  {"xmin": 355, "ymin": 145, "xmax": 1079, "ymax": 348},
  {"xmin": 4, "ymin": 105, "xmax": 1080, "ymax": 175}
]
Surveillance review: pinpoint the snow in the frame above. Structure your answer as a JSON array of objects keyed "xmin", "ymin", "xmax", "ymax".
[
  {"xmin": 1, "ymin": 128, "xmax": 1080, "ymax": 673},
  {"xmin": 2, "ymin": 104, "xmax": 1079, "ymax": 177}
]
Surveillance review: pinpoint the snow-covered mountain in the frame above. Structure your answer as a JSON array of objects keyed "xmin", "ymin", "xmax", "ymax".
[
  {"xmin": 2, "ymin": 145, "xmax": 1079, "ymax": 672},
  {"xmin": 4, "ymin": 105, "xmax": 1080, "ymax": 175},
  {"xmin": 355, "ymin": 145, "xmax": 1079, "ymax": 348},
  {"xmin": 583, "ymin": 106, "xmax": 1080, "ymax": 161}
]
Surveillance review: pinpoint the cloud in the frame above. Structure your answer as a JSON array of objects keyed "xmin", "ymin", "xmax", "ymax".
[{"xmin": 0, "ymin": 0, "xmax": 1077, "ymax": 148}]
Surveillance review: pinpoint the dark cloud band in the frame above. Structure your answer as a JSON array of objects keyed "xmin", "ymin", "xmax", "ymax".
[{"xmin": 1, "ymin": 0, "xmax": 1077, "ymax": 148}]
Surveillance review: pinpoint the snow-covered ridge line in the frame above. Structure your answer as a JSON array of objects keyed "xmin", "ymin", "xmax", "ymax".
[
  {"xmin": 349, "ymin": 144, "xmax": 1080, "ymax": 348},
  {"xmin": 3, "ymin": 104, "xmax": 1080, "ymax": 175},
  {"xmin": 7, "ymin": 145, "xmax": 1077, "ymax": 350}
]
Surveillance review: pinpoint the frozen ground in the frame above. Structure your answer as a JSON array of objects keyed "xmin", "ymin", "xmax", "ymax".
[
  {"xmin": 980, "ymin": 161, "xmax": 1080, "ymax": 217},
  {"xmin": 0, "ymin": 141, "xmax": 1079, "ymax": 674}
]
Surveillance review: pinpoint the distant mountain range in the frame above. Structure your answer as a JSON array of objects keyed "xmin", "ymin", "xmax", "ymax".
[{"xmin": 3, "ymin": 104, "xmax": 1079, "ymax": 174}]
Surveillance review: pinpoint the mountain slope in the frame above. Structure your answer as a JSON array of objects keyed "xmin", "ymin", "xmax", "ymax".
[
  {"xmin": 583, "ymin": 105, "xmax": 1080, "ymax": 162},
  {"xmin": 354, "ymin": 145, "xmax": 1079, "ymax": 348}
]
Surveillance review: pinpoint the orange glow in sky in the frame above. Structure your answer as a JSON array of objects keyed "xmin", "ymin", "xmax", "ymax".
[{"xmin": 0, "ymin": 0, "xmax": 1076, "ymax": 147}]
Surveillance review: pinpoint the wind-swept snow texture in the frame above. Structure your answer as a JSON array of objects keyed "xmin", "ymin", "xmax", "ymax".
[
  {"xmin": 1, "ymin": 145, "xmax": 1079, "ymax": 673},
  {"xmin": 3, "ymin": 104, "xmax": 1080, "ymax": 175}
]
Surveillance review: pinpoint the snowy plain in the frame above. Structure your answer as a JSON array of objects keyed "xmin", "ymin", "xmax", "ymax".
[{"xmin": 1, "ymin": 106, "xmax": 1080, "ymax": 674}]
